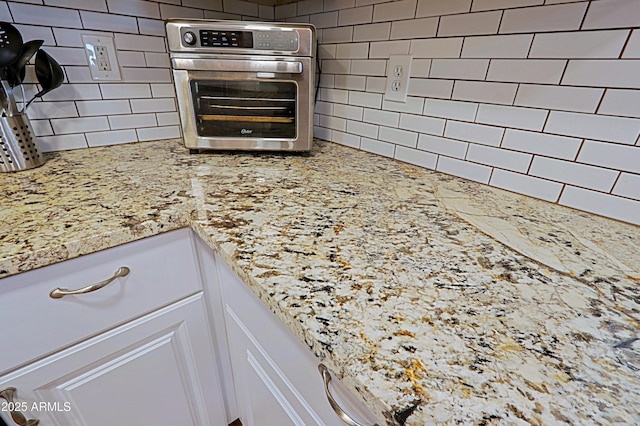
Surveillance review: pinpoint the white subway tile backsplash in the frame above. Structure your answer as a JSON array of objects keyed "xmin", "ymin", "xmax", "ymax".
[
  {"xmin": 452, "ymin": 80, "xmax": 518, "ymax": 104},
  {"xmin": 114, "ymin": 33, "xmax": 165, "ymax": 52},
  {"xmin": 545, "ymin": 111, "xmax": 640, "ymax": 144},
  {"xmin": 424, "ymin": 99, "xmax": 478, "ymax": 121},
  {"xmin": 390, "ymin": 18, "xmax": 438, "ymax": 40},
  {"xmin": 87, "ymin": 129, "xmax": 138, "ymax": 147},
  {"xmin": 467, "ymin": 144, "xmax": 532, "ymax": 172},
  {"xmin": 562, "ymin": 60, "xmax": 640, "ymax": 89},
  {"xmin": 373, "ymin": 0, "xmax": 416, "ymax": 22},
  {"xmin": 599, "ymin": 89, "xmax": 640, "ymax": 119},
  {"xmin": 145, "ymin": 52, "xmax": 170, "ymax": 68},
  {"xmin": 582, "ymin": 0, "xmax": 640, "ymax": 30},
  {"xmin": 332, "ymin": 130, "xmax": 361, "ymax": 148},
  {"xmin": 297, "ymin": 0, "xmax": 323, "ymax": 15},
  {"xmin": 560, "ymin": 186, "xmax": 640, "ymax": 225},
  {"xmin": 353, "ymin": 23, "xmax": 391, "ymax": 42},
  {"xmin": 502, "ymin": 129, "xmax": 582, "ymax": 160},
  {"xmin": 38, "ymin": 134, "xmax": 88, "ymax": 152},
  {"xmin": 410, "ymin": 38, "xmax": 464, "ymax": 58},
  {"xmin": 80, "ymin": 11, "xmax": 138, "ymax": 33},
  {"xmin": 138, "ymin": 18, "xmax": 165, "ymax": 36},
  {"xmin": 350, "ymin": 91, "xmax": 383, "ymax": 108},
  {"xmin": 274, "ymin": 3, "xmax": 297, "ymax": 19},
  {"xmin": 417, "ymin": 134, "xmax": 468, "ymax": 158},
  {"xmin": 360, "ymin": 137, "xmax": 395, "ymax": 158},
  {"xmin": 334, "ymin": 104, "xmax": 364, "ymax": 120},
  {"xmin": 351, "ymin": 59, "xmax": 387, "ymax": 76},
  {"xmin": 486, "ymin": 60, "xmax": 566, "ymax": 84},
  {"xmin": 445, "ymin": 120, "xmax": 505, "ymax": 146},
  {"xmin": 311, "ymin": 11, "xmax": 339, "ymax": 28},
  {"xmin": 100, "ymin": 83, "xmax": 152, "ymax": 99},
  {"xmin": 335, "ymin": 74, "xmax": 367, "ymax": 90},
  {"xmin": 363, "ymin": 108, "xmax": 400, "ymax": 127},
  {"xmin": 221, "ymin": 0, "xmax": 258, "ymax": 16},
  {"xmin": 408, "ymin": 78, "xmax": 454, "ymax": 99},
  {"xmin": 369, "ymin": 40, "xmax": 411, "ymax": 58},
  {"xmin": 121, "ymin": 68, "xmax": 172, "ymax": 83},
  {"xmin": 472, "ymin": 0, "xmax": 544, "ymax": 11},
  {"xmin": 477, "ymin": 104, "xmax": 548, "ymax": 131},
  {"xmin": 9, "ymin": 3, "xmax": 82, "ymax": 28},
  {"xmin": 44, "ymin": 47, "xmax": 87, "ymax": 66},
  {"xmin": 137, "ymin": 125, "xmax": 180, "ymax": 141},
  {"xmin": 314, "ymin": 126, "xmax": 332, "ymax": 141},
  {"xmin": 429, "ymin": 59, "xmax": 489, "ymax": 80},
  {"xmin": 623, "ymin": 30, "xmax": 640, "ymax": 58},
  {"xmin": 31, "ymin": 120, "xmax": 54, "ymax": 137},
  {"xmin": 76, "ymin": 100, "xmax": 131, "ymax": 116},
  {"xmin": 118, "ymin": 51, "xmax": 146, "ymax": 67},
  {"xmin": 28, "ymin": 101, "xmax": 79, "ymax": 120},
  {"xmin": 395, "ymin": 146, "xmax": 438, "ymax": 169},
  {"xmin": 515, "ymin": 84, "xmax": 603, "ymax": 113},
  {"xmin": 530, "ymin": 157, "xmax": 619, "ymax": 192},
  {"xmin": 379, "ymin": 126, "xmax": 418, "ymax": 147},
  {"xmin": 336, "ymin": 43, "xmax": 369, "ymax": 59},
  {"xmin": 321, "ymin": 27, "xmax": 354, "ymax": 43},
  {"xmin": 320, "ymin": 115, "xmax": 347, "ymax": 131},
  {"xmin": 437, "ymin": 156, "xmax": 492, "ymax": 183},
  {"xmin": 322, "ymin": 59, "xmax": 351, "ymax": 74},
  {"xmin": 613, "ymin": 173, "xmax": 640, "ymax": 200},
  {"xmin": 578, "ymin": 140, "xmax": 640, "ymax": 173},
  {"xmin": 382, "ymin": 97, "xmax": 425, "ymax": 114},
  {"xmin": 399, "ymin": 114, "xmax": 445, "ymax": 135},
  {"xmin": 130, "ymin": 98, "xmax": 175, "ymax": 113},
  {"xmin": 159, "ymin": 4, "xmax": 204, "ymax": 19},
  {"xmin": 151, "ymin": 84, "xmax": 176, "ymax": 98},
  {"xmin": 366, "ymin": 76, "xmax": 387, "ymax": 93},
  {"xmin": 490, "ymin": 169, "xmax": 563, "ymax": 201},
  {"xmin": 461, "ymin": 34, "xmax": 533, "ymax": 58},
  {"xmin": 347, "ymin": 120, "xmax": 379, "ymax": 138},
  {"xmin": 315, "ymin": 101, "xmax": 333, "ymax": 116},
  {"xmin": 529, "ymin": 30, "xmax": 629, "ymax": 58},
  {"xmin": 338, "ymin": 5, "xmax": 372, "ymax": 26},
  {"xmin": 320, "ymin": 88, "xmax": 349, "ymax": 104},
  {"xmin": 16, "ymin": 25, "xmax": 55, "ymax": 46},
  {"xmin": 106, "ymin": 0, "xmax": 161, "ymax": 19},
  {"xmin": 0, "ymin": 2, "xmax": 10, "ymax": 21},
  {"xmin": 416, "ymin": 0, "xmax": 471, "ymax": 17},
  {"xmin": 51, "ymin": 116, "xmax": 110, "ymax": 135},
  {"xmin": 411, "ymin": 59, "xmax": 431, "ymax": 78},
  {"xmin": 45, "ymin": 84, "xmax": 102, "ymax": 102},
  {"xmin": 109, "ymin": 113, "xmax": 157, "ymax": 130},
  {"xmin": 438, "ymin": 11, "xmax": 502, "ymax": 37},
  {"xmin": 499, "ymin": 2, "xmax": 587, "ymax": 34}
]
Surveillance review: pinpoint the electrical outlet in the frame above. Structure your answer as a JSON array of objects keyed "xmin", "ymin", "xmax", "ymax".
[
  {"xmin": 384, "ymin": 55, "xmax": 412, "ymax": 103},
  {"xmin": 82, "ymin": 34, "xmax": 121, "ymax": 81}
]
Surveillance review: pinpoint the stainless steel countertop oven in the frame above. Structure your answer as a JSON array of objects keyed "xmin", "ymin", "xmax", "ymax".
[{"xmin": 166, "ymin": 19, "xmax": 316, "ymax": 152}]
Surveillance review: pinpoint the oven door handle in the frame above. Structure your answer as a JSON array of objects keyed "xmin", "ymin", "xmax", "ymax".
[{"xmin": 171, "ymin": 58, "xmax": 303, "ymax": 74}]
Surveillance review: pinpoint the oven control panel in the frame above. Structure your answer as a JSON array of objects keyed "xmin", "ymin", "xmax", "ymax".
[{"xmin": 181, "ymin": 28, "xmax": 299, "ymax": 52}]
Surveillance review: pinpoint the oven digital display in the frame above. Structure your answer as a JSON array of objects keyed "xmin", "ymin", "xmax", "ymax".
[{"xmin": 199, "ymin": 30, "xmax": 253, "ymax": 48}]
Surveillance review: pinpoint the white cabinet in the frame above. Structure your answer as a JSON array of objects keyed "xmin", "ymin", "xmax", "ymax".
[
  {"xmin": 0, "ymin": 229, "xmax": 228, "ymax": 426},
  {"xmin": 216, "ymin": 256, "xmax": 382, "ymax": 426}
]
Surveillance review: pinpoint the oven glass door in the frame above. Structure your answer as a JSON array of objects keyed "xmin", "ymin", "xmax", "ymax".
[{"xmin": 191, "ymin": 80, "xmax": 297, "ymax": 139}]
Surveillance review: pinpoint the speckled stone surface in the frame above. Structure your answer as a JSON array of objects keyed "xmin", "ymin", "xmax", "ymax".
[{"xmin": 1, "ymin": 139, "xmax": 639, "ymax": 425}]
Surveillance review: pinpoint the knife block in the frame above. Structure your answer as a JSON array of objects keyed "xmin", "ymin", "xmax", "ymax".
[{"xmin": 0, "ymin": 112, "xmax": 45, "ymax": 172}]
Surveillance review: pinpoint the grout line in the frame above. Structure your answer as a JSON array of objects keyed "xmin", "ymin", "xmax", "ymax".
[{"xmin": 578, "ymin": 0, "xmax": 591, "ymax": 31}]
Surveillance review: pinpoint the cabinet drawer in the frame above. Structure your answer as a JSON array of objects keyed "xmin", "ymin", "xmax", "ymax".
[
  {"xmin": 219, "ymin": 259, "xmax": 381, "ymax": 425},
  {"xmin": 0, "ymin": 228, "xmax": 202, "ymax": 374}
]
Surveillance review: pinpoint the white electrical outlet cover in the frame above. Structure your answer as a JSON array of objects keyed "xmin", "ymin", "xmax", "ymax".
[
  {"xmin": 82, "ymin": 34, "xmax": 122, "ymax": 81},
  {"xmin": 384, "ymin": 55, "xmax": 412, "ymax": 103}
]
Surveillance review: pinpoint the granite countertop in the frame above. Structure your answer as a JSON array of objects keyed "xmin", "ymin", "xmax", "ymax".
[{"xmin": 1, "ymin": 139, "xmax": 639, "ymax": 425}]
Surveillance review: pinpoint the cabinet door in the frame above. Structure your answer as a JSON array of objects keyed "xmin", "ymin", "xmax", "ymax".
[
  {"xmin": 219, "ymin": 258, "xmax": 381, "ymax": 426},
  {"xmin": 0, "ymin": 294, "xmax": 227, "ymax": 426}
]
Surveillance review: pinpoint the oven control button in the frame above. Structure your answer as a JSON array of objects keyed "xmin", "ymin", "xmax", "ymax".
[{"xmin": 183, "ymin": 31, "xmax": 197, "ymax": 46}]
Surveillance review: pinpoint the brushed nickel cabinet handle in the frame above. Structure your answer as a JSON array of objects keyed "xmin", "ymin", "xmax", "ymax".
[
  {"xmin": 49, "ymin": 266, "xmax": 130, "ymax": 299},
  {"xmin": 0, "ymin": 387, "xmax": 39, "ymax": 426},
  {"xmin": 318, "ymin": 364, "xmax": 379, "ymax": 426}
]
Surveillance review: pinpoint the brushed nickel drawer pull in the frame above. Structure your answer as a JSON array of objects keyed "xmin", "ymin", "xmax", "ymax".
[
  {"xmin": 49, "ymin": 266, "xmax": 130, "ymax": 299},
  {"xmin": 0, "ymin": 387, "xmax": 39, "ymax": 426},
  {"xmin": 318, "ymin": 364, "xmax": 379, "ymax": 426}
]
